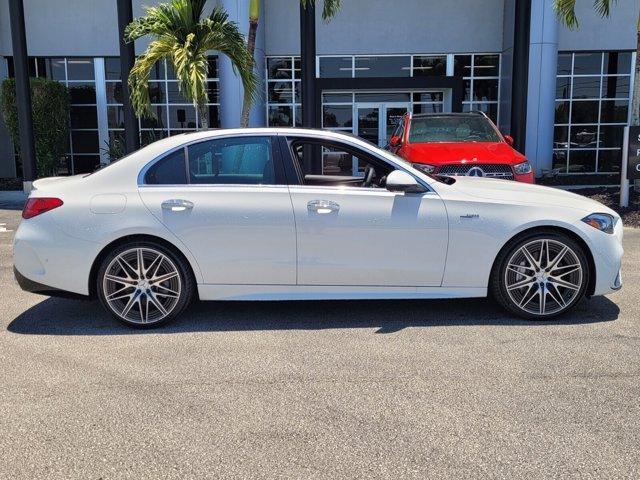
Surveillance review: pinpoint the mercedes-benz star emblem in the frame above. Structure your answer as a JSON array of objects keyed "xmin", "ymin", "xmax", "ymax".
[{"xmin": 467, "ymin": 166, "xmax": 485, "ymax": 177}]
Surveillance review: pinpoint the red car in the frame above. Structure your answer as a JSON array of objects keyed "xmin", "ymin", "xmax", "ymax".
[{"xmin": 388, "ymin": 112, "xmax": 535, "ymax": 183}]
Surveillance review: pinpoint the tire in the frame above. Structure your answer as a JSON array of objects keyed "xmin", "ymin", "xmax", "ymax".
[
  {"xmin": 96, "ymin": 241, "xmax": 195, "ymax": 327},
  {"xmin": 490, "ymin": 231, "xmax": 589, "ymax": 320}
]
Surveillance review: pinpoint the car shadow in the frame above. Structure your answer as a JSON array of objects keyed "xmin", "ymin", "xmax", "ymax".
[{"xmin": 7, "ymin": 295, "xmax": 620, "ymax": 336}]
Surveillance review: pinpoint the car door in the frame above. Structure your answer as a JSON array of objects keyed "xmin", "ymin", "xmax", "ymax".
[
  {"xmin": 282, "ymin": 136, "xmax": 448, "ymax": 287},
  {"xmin": 138, "ymin": 134, "xmax": 296, "ymax": 285}
]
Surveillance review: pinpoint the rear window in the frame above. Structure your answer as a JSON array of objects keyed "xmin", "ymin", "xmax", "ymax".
[{"xmin": 409, "ymin": 116, "xmax": 501, "ymax": 143}]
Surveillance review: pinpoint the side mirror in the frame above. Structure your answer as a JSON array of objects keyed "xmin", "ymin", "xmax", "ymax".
[
  {"xmin": 503, "ymin": 134, "xmax": 514, "ymax": 146},
  {"xmin": 389, "ymin": 135, "xmax": 402, "ymax": 148},
  {"xmin": 386, "ymin": 170, "xmax": 427, "ymax": 193}
]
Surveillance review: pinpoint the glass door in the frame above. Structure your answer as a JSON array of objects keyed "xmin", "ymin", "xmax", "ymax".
[
  {"xmin": 355, "ymin": 102, "xmax": 410, "ymax": 149},
  {"xmin": 383, "ymin": 103, "xmax": 411, "ymax": 145}
]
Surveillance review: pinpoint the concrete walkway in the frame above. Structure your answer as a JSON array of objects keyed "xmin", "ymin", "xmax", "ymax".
[{"xmin": 0, "ymin": 191, "xmax": 27, "ymax": 210}]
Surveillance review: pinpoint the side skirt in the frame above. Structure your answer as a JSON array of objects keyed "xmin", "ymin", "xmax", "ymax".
[{"xmin": 197, "ymin": 284, "xmax": 487, "ymax": 301}]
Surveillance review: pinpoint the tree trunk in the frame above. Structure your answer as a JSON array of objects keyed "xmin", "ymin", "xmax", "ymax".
[
  {"xmin": 198, "ymin": 103, "xmax": 209, "ymax": 130},
  {"xmin": 240, "ymin": 18, "xmax": 259, "ymax": 128},
  {"xmin": 632, "ymin": 24, "xmax": 640, "ymax": 126}
]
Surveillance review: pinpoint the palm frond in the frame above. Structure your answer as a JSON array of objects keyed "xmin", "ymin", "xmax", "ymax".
[
  {"xmin": 554, "ymin": 0, "xmax": 579, "ymax": 28},
  {"xmin": 593, "ymin": 0, "xmax": 616, "ymax": 18},
  {"xmin": 300, "ymin": 0, "xmax": 342, "ymax": 21},
  {"xmin": 554, "ymin": 0, "xmax": 616, "ymax": 29},
  {"xmin": 128, "ymin": 38, "xmax": 174, "ymax": 118}
]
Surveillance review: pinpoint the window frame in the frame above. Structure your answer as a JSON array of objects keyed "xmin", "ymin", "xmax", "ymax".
[{"xmin": 138, "ymin": 134, "xmax": 287, "ymax": 187}]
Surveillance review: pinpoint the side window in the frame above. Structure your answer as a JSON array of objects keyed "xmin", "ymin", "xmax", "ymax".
[
  {"xmin": 144, "ymin": 148, "xmax": 187, "ymax": 185},
  {"xmin": 289, "ymin": 139, "xmax": 394, "ymax": 188},
  {"xmin": 187, "ymin": 136, "xmax": 276, "ymax": 185}
]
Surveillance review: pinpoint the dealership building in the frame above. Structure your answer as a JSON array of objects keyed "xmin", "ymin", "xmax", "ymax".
[{"xmin": 0, "ymin": 0, "xmax": 638, "ymax": 183}]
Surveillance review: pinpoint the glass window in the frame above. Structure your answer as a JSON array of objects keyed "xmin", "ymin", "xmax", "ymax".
[
  {"xmin": 598, "ymin": 149, "xmax": 622, "ymax": 172},
  {"xmin": 71, "ymin": 131, "xmax": 99, "ymax": 153},
  {"xmin": 413, "ymin": 56, "xmax": 446, "ymax": 76},
  {"xmin": 323, "ymin": 105, "xmax": 353, "ymax": 128},
  {"xmin": 268, "ymin": 106, "xmax": 293, "ymax": 127},
  {"xmin": 141, "ymin": 106, "xmax": 167, "ymax": 129},
  {"xmin": 570, "ymin": 126, "xmax": 598, "ymax": 148},
  {"xmin": 169, "ymin": 106, "xmax": 197, "ymax": 129},
  {"xmin": 354, "ymin": 56, "xmax": 410, "ymax": 77},
  {"xmin": 145, "ymin": 148, "xmax": 187, "ymax": 184},
  {"xmin": 70, "ymin": 106, "xmax": 98, "ymax": 129},
  {"xmin": 557, "ymin": 53, "xmax": 572, "ymax": 75},
  {"xmin": 68, "ymin": 84, "xmax": 96, "ymax": 104},
  {"xmin": 323, "ymin": 92, "xmax": 353, "ymax": 103},
  {"xmin": 44, "ymin": 58, "xmax": 66, "ymax": 80},
  {"xmin": 600, "ymin": 100, "xmax": 628, "ymax": 123},
  {"xmin": 603, "ymin": 52, "xmax": 632, "ymax": 75},
  {"xmin": 601, "ymin": 76, "xmax": 630, "ymax": 99},
  {"xmin": 187, "ymin": 136, "xmax": 275, "ymax": 185},
  {"xmin": 573, "ymin": 52, "xmax": 602, "ymax": 75},
  {"xmin": 571, "ymin": 101, "xmax": 599, "ymax": 124},
  {"xmin": 555, "ymin": 101, "xmax": 570, "ymax": 124},
  {"xmin": 453, "ymin": 55, "xmax": 472, "ymax": 77},
  {"xmin": 473, "ymin": 79, "xmax": 498, "ymax": 101},
  {"xmin": 555, "ymin": 76, "xmax": 571, "ymax": 99},
  {"xmin": 66, "ymin": 58, "xmax": 94, "ymax": 80},
  {"xmin": 104, "ymin": 58, "xmax": 121, "ymax": 80},
  {"xmin": 267, "ymin": 57, "xmax": 293, "ymax": 79},
  {"xmin": 568, "ymin": 150, "xmax": 596, "ymax": 173},
  {"xmin": 319, "ymin": 57, "xmax": 352, "ymax": 78},
  {"xmin": 571, "ymin": 76, "xmax": 601, "ymax": 99},
  {"xmin": 473, "ymin": 55, "xmax": 500, "ymax": 76},
  {"xmin": 268, "ymin": 81, "xmax": 294, "ymax": 103}
]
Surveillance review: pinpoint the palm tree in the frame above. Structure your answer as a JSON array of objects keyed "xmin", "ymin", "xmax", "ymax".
[
  {"xmin": 240, "ymin": 0, "xmax": 342, "ymax": 127},
  {"xmin": 125, "ymin": 0, "xmax": 257, "ymax": 130},
  {"xmin": 554, "ymin": 0, "xmax": 639, "ymax": 125}
]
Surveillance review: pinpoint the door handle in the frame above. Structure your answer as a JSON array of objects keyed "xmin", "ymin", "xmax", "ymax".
[
  {"xmin": 161, "ymin": 199, "xmax": 194, "ymax": 212},
  {"xmin": 307, "ymin": 200, "xmax": 340, "ymax": 214}
]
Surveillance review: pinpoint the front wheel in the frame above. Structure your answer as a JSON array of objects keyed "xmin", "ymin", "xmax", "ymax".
[
  {"xmin": 491, "ymin": 232, "xmax": 589, "ymax": 319},
  {"xmin": 96, "ymin": 241, "xmax": 194, "ymax": 327}
]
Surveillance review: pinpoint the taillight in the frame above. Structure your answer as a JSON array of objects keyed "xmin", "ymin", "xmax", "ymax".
[{"xmin": 22, "ymin": 197, "xmax": 64, "ymax": 219}]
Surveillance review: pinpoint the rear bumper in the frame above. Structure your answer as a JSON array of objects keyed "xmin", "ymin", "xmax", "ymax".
[{"xmin": 14, "ymin": 266, "xmax": 89, "ymax": 299}]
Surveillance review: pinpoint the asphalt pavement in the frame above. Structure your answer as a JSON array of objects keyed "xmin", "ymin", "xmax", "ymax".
[{"xmin": 0, "ymin": 206, "xmax": 638, "ymax": 479}]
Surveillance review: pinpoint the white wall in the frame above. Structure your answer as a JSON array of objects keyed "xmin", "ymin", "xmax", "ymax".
[
  {"xmin": 265, "ymin": 0, "xmax": 505, "ymax": 55},
  {"xmin": 0, "ymin": 0, "xmax": 219, "ymax": 56},
  {"xmin": 558, "ymin": 0, "xmax": 639, "ymax": 51}
]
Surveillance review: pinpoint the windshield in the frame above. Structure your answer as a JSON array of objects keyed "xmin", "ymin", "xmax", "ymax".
[{"xmin": 409, "ymin": 116, "xmax": 501, "ymax": 143}]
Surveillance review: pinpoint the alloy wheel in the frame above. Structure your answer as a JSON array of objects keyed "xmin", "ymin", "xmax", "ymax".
[
  {"xmin": 102, "ymin": 247, "xmax": 182, "ymax": 325},
  {"xmin": 504, "ymin": 239, "xmax": 583, "ymax": 316}
]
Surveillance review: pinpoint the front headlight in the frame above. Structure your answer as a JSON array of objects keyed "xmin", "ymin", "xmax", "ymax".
[
  {"xmin": 514, "ymin": 161, "xmax": 532, "ymax": 175},
  {"xmin": 582, "ymin": 213, "xmax": 615, "ymax": 234},
  {"xmin": 412, "ymin": 163, "xmax": 436, "ymax": 174}
]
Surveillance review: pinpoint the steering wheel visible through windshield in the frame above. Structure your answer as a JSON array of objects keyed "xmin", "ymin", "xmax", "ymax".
[{"xmin": 409, "ymin": 116, "xmax": 501, "ymax": 143}]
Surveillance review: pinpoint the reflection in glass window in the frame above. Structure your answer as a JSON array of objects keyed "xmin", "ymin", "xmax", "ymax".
[
  {"xmin": 354, "ymin": 56, "xmax": 410, "ymax": 77},
  {"xmin": 412, "ymin": 56, "xmax": 446, "ymax": 77},
  {"xmin": 554, "ymin": 51, "xmax": 632, "ymax": 173},
  {"xmin": 319, "ymin": 57, "xmax": 352, "ymax": 78},
  {"xmin": 188, "ymin": 137, "xmax": 274, "ymax": 185},
  {"xmin": 266, "ymin": 56, "xmax": 301, "ymax": 127},
  {"xmin": 454, "ymin": 54, "xmax": 500, "ymax": 123}
]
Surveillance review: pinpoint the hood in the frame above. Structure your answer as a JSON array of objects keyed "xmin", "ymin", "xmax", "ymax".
[
  {"xmin": 405, "ymin": 142, "xmax": 525, "ymax": 165},
  {"xmin": 447, "ymin": 176, "xmax": 618, "ymax": 216}
]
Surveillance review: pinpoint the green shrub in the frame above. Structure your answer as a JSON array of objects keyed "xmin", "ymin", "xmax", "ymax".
[{"xmin": 0, "ymin": 78, "xmax": 70, "ymax": 177}]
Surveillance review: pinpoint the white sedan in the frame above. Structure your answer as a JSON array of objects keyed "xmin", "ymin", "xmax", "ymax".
[{"xmin": 13, "ymin": 128, "xmax": 623, "ymax": 327}]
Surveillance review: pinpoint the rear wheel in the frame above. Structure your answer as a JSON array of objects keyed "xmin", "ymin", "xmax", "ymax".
[
  {"xmin": 491, "ymin": 232, "xmax": 589, "ymax": 319},
  {"xmin": 96, "ymin": 241, "xmax": 194, "ymax": 327}
]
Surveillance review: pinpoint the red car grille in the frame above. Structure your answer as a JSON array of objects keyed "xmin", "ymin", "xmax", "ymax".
[{"xmin": 437, "ymin": 164, "xmax": 515, "ymax": 180}]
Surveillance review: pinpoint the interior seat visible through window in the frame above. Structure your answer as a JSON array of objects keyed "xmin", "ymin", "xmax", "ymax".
[{"xmin": 287, "ymin": 138, "xmax": 394, "ymax": 188}]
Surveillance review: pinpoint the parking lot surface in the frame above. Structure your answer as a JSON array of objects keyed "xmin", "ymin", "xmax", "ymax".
[{"xmin": 1, "ymin": 207, "xmax": 639, "ymax": 479}]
